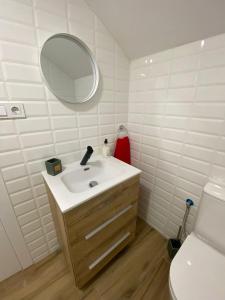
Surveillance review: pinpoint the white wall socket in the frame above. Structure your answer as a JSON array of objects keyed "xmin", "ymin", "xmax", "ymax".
[{"xmin": 0, "ymin": 103, "xmax": 26, "ymax": 119}]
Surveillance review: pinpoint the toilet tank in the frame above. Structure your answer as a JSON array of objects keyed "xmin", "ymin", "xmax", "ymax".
[{"xmin": 194, "ymin": 182, "xmax": 225, "ymax": 255}]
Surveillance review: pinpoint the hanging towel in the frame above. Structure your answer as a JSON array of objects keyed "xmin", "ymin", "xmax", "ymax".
[{"xmin": 114, "ymin": 125, "xmax": 131, "ymax": 164}]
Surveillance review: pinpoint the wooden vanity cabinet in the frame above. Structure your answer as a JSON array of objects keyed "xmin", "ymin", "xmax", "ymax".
[{"xmin": 46, "ymin": 175, "xmax": 140, "ymax": 288}]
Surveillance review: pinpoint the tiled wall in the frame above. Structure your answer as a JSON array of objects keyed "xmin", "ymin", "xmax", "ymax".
[
  {"xmin": 128, "ymin": 34, "xmax": 225, "ymax": 238},
  {"xmin": 0, "ymin": 0, "xmax": 129, "ymax": 263},
  {"xmin": 1, "ymin": 0, "xmax": 225, "ymax": 265}
]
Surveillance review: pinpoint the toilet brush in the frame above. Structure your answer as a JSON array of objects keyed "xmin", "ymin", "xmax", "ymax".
[{"xmin": 167, "ymin": 199, "xmax": 194, "ymax": 259}]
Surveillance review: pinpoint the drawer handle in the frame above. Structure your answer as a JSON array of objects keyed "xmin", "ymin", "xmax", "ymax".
[
  {"xmin": 85, "ymin": 205, "xmax": 133, "ymax": 240},
  {"xmin": 88, "ymin": 232, "xmax": 131, "ymax": 270}
]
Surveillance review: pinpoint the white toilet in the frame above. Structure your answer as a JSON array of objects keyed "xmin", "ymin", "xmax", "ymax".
[{"xmin": 169, "ymin": 182, "xmax": 225, "ymax": 300}]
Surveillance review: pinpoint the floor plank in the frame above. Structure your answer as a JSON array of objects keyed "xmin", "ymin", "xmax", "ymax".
[{"xmin": 0, "ymin": 218, "xmax": 170, "ymax": 300}]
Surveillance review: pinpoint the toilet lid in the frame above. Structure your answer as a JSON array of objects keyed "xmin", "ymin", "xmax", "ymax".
[{"xmin": 170, "ymin": 233, "xmax": 225, "ymax": 300}]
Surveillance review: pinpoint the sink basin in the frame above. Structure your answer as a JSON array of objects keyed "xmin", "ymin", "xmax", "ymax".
[
  {"xmin": 42, "ymin": 155, "xmax": 141, "ymax": 213},
  {"xmin": 61, "ymin": 160, "xmax": 123, "ymax": 193}
]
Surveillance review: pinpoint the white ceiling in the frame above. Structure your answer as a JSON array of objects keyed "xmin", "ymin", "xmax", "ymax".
[{"xmin": 86, "ymin": 0, "xmax": 225, "ymax": 59}]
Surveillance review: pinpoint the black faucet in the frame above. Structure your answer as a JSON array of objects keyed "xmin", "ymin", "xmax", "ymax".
[{"xmin": 80, "ymin": 146, "xmax": 94, "ymax": 165}]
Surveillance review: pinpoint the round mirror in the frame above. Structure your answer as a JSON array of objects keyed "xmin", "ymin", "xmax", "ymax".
[{"xmin": 40, "ymin": 33, "xmax": 99, "ymax": 104}]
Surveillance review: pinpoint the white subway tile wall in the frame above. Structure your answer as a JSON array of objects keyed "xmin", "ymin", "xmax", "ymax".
[
  {"xmin": 1, "ymin": 0, "xmax": 225, "ymax": 265},
  {"xmin": 0, "ymin": 0, "xmax": 129, "ymax": 263},
  {"xmin": 128, "ymin": 34, "xmax": 225, "ymax": 238}
]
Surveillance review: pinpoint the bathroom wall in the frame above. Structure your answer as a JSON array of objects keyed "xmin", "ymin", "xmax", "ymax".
[
  {"xmin": 128, "ymin": 33, "xmax": 225, "ymax": 238},
  {"xmin": 0, "ymin": 0, "xmax": 129, "ymax": 263},
  {"xmin": 1, "ymin": 0, "xmax": 225, "ymax": 267}
]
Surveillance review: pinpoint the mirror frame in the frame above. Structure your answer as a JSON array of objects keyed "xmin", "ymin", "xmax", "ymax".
[{"xmin": 40, "ymin": 33, "xmax": 99, "ymax": 104}]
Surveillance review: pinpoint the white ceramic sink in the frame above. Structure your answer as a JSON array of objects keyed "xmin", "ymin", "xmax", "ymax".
[
  {"xmin": 42, "ymin": 155, "xmax": 141, "ymax": 213},
  {"xmin": 61, "ymin": 159, "xmax": 123, "ymax": 193}
]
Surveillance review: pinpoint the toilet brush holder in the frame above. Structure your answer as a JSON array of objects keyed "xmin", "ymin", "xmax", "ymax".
[
  {"xmin": 167, "ymin": 238, "xmax": 182, "ymax": 259},
  {"xmin": 167, "ymin": 198, "xmax": 194, "ymax": 260}
]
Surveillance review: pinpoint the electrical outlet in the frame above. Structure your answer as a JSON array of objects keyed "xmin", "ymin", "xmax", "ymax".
[{"xmin": 0, "ymin": 103, "xmax": 26, "ymax": 119}]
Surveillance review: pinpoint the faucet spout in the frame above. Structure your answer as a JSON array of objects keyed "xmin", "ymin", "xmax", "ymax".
[{"xmin": 80, "ymin": 146, "xmax": 94, "ymax": 165}]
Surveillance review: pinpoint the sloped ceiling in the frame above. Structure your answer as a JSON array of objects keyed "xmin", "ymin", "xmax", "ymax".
[{"xmin": 86, "ymin": 0, "xmax": 225, "ymax": 59}]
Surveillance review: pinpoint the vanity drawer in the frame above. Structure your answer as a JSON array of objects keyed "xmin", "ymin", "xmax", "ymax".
[
  {"xmin": 66, "ymin": 177, "xmax": 139, "ymax": 243},
  {"xmin": 73, "ymin": 221, "xmax": 136, "ymax": 287},
  {"xmin": 70, "ymin": 202, "xmax": 138, "ymax": 264},
  {"xmin": 64, "ymin": 175, "xmax": 139, "ymax": 227}
]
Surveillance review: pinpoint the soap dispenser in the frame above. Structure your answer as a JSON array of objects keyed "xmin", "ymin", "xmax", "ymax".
[{"xmin": 102, "ymin": 139, "xmax": 111, "ymax": 157}]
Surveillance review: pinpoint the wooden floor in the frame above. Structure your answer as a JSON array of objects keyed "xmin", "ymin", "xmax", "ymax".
[{"xmin": 0, "ymin": 219, "xmax": 170, "ymax": 300}]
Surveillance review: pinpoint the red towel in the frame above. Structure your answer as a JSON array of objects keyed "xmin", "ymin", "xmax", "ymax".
[{"xmin": 114, "ymin": 136, "xmax": 131, "ymax": 164}]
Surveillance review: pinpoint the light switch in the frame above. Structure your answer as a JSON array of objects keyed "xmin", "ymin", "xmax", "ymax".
[{"xmin": 0, "ymin": 105, "xmax": 7, "ymax": 117}]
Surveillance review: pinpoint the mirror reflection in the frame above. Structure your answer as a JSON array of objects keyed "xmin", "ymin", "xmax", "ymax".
[{"xmin": 40, "ymin": 34, "xmax": 99, "ymax": 104}]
